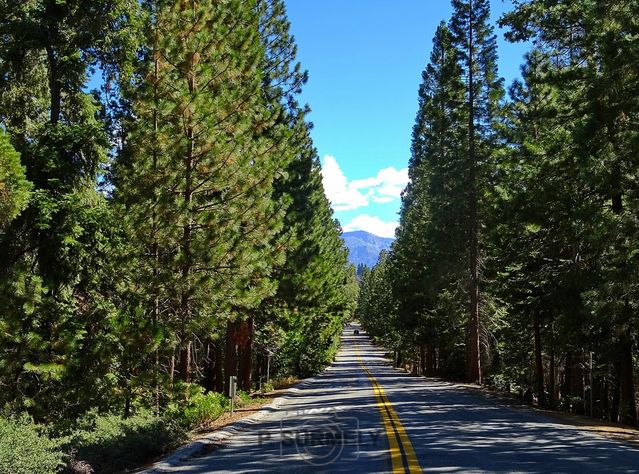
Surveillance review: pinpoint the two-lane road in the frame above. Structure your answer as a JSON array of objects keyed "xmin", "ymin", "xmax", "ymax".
[{"xmin": 152, "ymin": 326, "xmax": 639, "ymax": 473}]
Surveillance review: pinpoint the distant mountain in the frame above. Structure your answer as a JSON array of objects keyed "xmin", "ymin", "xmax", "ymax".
[{"xmin": 341, "ymin": 230, "xmax": 393, "ymax": 268}]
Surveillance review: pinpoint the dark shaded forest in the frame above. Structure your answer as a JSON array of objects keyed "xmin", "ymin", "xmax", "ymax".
[{"xmin": 358, "ymin": 0, "xmax": 639, "ymax": 427}]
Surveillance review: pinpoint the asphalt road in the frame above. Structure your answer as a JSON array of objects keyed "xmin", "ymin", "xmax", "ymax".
[{"xmin": 155, "ymin": 325, "xmax": 639, "ymax": 473}]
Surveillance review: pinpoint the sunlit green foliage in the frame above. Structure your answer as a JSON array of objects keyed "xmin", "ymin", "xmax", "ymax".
[{"xmin": 0, "ymin": 0, "xmax": 356, "ymax": 469}]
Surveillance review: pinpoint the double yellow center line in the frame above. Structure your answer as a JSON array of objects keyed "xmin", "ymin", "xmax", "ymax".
[{"xmin": 356, "ymin": 344, "xmax": 422, "ymax": 473}]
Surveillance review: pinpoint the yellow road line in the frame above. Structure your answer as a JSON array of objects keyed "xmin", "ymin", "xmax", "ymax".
[
  {"xmin": 362, "ymin": 361, "xmax": 405, "ymax": 473},
  {"xmin": 357, "ymin": 343, "xmax": 422, "ymax": 474}
]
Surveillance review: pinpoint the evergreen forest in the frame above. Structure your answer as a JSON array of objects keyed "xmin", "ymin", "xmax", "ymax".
[{"xmin": 2, "ymin": 0, "xmax": 639, "ymax": 471}]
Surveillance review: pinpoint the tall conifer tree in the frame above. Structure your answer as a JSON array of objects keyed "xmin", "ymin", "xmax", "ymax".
[
  {"xmin": 449, "ymin": 0, "xmax": 503, "ymax": 383},
  {"xmin": 502, "ymin": 0, "xmax": 639, "ymax": 424},
  {"xmin": 0, "ymin": 0, "xmax": 140, "ymax": 418},
  {"xmin": 392, "ymin": 22, "xmax": 468, "ymax": 376},
  {"xmin": 116, "ymin": 0, "xmax": 292, "ymax": 389},
  {"xmin": 254, "ymin": 0, "xmax": 357, "ymax": 379}
]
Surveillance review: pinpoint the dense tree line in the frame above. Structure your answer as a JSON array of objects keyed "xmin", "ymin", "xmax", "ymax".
[
  {"xmin": 0, "ymin": 0, "xmax": 356, "ymax": 426},
  {"xmin": 358, "ymin": 0, "xmax": 639, "ymax": 425}
]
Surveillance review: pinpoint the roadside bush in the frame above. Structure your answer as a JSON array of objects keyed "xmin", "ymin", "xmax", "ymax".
[
  {"xmin": 0, "ymin": 415, "xmax": 66, "ymax": 474},
  {"xmin": 69, "ymin": 409, "xmax": 185, "ymax": 473},
  {"xmin": 559, "ymin": 395, "xmax": 585, "ymax": 414},
  {"xmin": 236, "ymin": 390, "xmax": 252, "ymax": 404},
  {"xmin": 181, "ymin": 390, "xmax": 228, "ymax": 429},
  {"xmin": 269, "ymin": 375, "xmax": 299, "ymax": 390},
  {"xmin": 260, "ymin": 381, "xmax": 275, "ymax": 393}
]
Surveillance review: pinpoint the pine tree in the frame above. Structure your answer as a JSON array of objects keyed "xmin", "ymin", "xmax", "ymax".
[
  {"xmin": 491, "ymin": 50, "xmax": 591, "ymax": 408},
  {"xmin": 449, "ymin": 0, "xmax": 503, "ymax": 383},
  {"xmin": 249, "ymin": 0, "xmax": 357, "ymax": 380},
  {"xmin": 0, "ymin": 129, "xmax": 31, "ymax": 229},
  {"xmin": 279, "ymin": 152, "xmax": 358, "ymax": 376},
  {"xmin": 0, "ymin": 0, "xmax": 140, "ymax": 418},
  {"xmin": 116, "ymin": 0, "xmax": 293, "ymax": 395},
  {"xmin": 358, "ymin": 251, "xmax": 401, "ymax": 355},
  {"xmin": 391, "ymin": 22, "xmax": 468, "ymax": 377},
  {"xmin": 261, "ymin": 125, "xmax": 358, "ymax": 378},
  {"xmin": 228, "ymin": 0, "xmax": 308, "ymax": 392},
  {"xmin": 502, "ymin": 0, "xmax": 639, "ymax": 424}
]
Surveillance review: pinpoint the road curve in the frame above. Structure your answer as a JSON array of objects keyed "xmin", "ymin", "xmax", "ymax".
[{"xmin": 153, "ymin": 325, "xmax": 639, "ymax": 473}]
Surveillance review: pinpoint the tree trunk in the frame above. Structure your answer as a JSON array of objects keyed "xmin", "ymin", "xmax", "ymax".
[
  {"xmin": 617, "ymin": 330, "xmax": 637, "ymax": 425},
  {"xmin": 610, "ymin": 171, "xmax": 636, "ymax": 424},
  {"xmin": 465, "ymin": 0, "xmax": 481, "ymax": 385},
  {"xmin": 612, "ymin": 364, "xmax": 621, "ymax": 423},
  {"xmin": 45, "ymin": 43, "xmax": 61, "ymax": 125},
  {"xmin": 178, "ymin": 44, "xmax": 196, "ymax": 383},
  {"xmin": 179, "ymin": 340, "xmax": 191, "ymax": 383},
  {"xmin": 169, "ymin": 353, "xmax": 176, "ymax": 386},
  {"xmin": 549, "ymin": 345, "xmax": 556, "ymax": 408},
  {"xmin": 204, "ymin": 339, "xmax": 215, "ymax": 392},
  {"xmin": 224, "ymin": 320, "xmax": 238, "ymax": 396},
  {"xmin": 420, "ymin": 346, "xmax": 426, "ymax": 376},
  {"xmin": 214, "ymin": 340, "xmax": 224, "ymax": 393},
  {"xmin": 425, "ymin": 344, "xmax": 436, "ymax": 376},
  {"xmin": 602, "ymin": 368, "xmax": 611, "ymax": 421},
  {"xmin": 152, "ymin": 29, "xmax": 161, "ymax": 414},
  {"xmin": 238, "ymin": 317, "xmax": 254, "ymax": 391},
  {"xmin": 564, "ymin": 350, "xmax": 572, "ymax": 396},
  {"xmin": 533, "ymin": 310, "xmax": 546, "ymax": 407},
  {"xmin": 573, "ymin": 355, "xmax": 585, "ymax": 414}
]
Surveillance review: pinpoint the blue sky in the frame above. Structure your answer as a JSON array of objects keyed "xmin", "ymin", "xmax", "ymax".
[{"xmin": 285, "ymin": 0, "xmax": 530, "ymax": 237}]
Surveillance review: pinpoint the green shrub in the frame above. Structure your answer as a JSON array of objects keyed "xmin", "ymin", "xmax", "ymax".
[
  {"xmin": 182, "ymin": 390, "xmax": 228, "ymax": 429},
  {"xmin": 260, "ymin": 381, "xmax": 275, "ymax": 393},
  {"xmin": 485, "ymin": 373, "xmax": 518, "ymax": 393},
  {"xmin": 236, "ymin": 390, "xmax": 252, "ymax": 404},
  {"xmin": 559, "ymin": 395, "xmax": 585, "ymax": 413},
  {"xmin": 0, "ymin": 415, "xmax": 66, "ymax": 474},
  {"xmin": 69, "ymin": 409, "xmax": 185, "ymax": 473}
]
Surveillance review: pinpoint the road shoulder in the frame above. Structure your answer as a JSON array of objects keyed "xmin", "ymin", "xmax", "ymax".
[{"xmin": 140, "ymin": 377, "xmax": 319, "ymax": 472}]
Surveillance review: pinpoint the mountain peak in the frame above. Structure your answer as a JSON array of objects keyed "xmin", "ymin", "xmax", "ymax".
[{"xmin": 341, "ymin": 230, "xmax": 393, "ymax": 268}]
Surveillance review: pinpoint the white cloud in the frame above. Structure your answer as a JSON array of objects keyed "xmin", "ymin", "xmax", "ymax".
[
  {"xmin": 321, "ymin": 155, "xmax": 408, "ymax": 211},
  {"xmin": 372, "ymin": 196, "xmax": 393, "ymax": 204},
  {"xmin": 321, "ymin": 155, "xmax": 370, "ymax": 211},
  {"xmin": 374, "ymin": 166, "xmax": 409, "ymax": 198},
  {"xmin": 342, "ymin": 214, "xmax": 398, "ymax": 238}
]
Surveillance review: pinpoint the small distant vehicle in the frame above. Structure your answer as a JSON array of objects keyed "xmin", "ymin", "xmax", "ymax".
[{"xmin": 354, "ymin": 329, "xmax": 360, "ymax": 335}]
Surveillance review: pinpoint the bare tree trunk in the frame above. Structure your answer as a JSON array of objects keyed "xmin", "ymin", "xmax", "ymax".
[
  {"xmin": 533, "ymin": 310, "xmax": 546, "ymax": 407},
  {"xmin": 179, "ymin": 341, "xmax": 192, "ymax": 383},
  {"xmin": 204, "ymin": 339, "xmax": 215, "ymax": 392},
  {"xmin": 169, "ymin": 353, "xmax": 175, "ymax": 387},
  {"xmin": 549, "ymin": 344, "xmax": 556, "ymax": 408},
  {"xmin": 214, "ymin": 340, "xmax": 224, "ymax": 393},
  {"xmin": 617, "ymin": 329, "xmax": 637, "ymax": 425},
  {"xmin": 225, "ymin": 320, "xmax": 238, "ymax": 396},
  {"xmin": 238, "ymin": 317, "xmax": 254, "ymax": 391}
]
